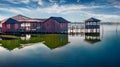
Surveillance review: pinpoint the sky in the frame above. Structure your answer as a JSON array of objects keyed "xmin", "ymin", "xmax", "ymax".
[{"xmin": 0, "ymin": 0, "xmax": 120, "ymax": 22}]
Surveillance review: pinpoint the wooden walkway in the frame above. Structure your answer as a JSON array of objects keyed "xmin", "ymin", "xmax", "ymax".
[{"xmin": 68, "ymin": 23, "xmax": 85, "ymax": 34}]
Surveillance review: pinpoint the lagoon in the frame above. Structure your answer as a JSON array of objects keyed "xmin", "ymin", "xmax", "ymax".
[{"xmin": 0, "ymin": 24, "xmax": 120, "ymax": 67}]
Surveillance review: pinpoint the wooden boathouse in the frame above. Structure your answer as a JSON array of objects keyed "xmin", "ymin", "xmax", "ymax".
[
  {"xmin": 84, "ymin": 17, "xmax": 101, "ymax": 43},
  {"xmin": 1, "ymin": 15, "xmax": 70, "ymax": 34}
]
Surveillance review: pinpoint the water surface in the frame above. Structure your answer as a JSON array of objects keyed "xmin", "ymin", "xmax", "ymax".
[{"xmin": 0, "ymin": 24, "xmax": 120, "ymax": 67}]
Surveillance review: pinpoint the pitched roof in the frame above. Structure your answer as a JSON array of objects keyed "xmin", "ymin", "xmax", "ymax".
[
  {"xmin": 12, "ymin": 14, "xmax": 32, "ymax": 21},
  {"xmin": 2, "ymin": 18, "xmax": 19, "ymax": 24},
  {"xmin": 12, "ymin": 14, "xmax": 46, "ymax": 22},
  {"xmin": 33, "ymin": 18, "xmax": 47, "ymax": 22},
  {"xmin": 85, "ymin": 17, "xmax": 101, "ymax": 22},
  {"xmin": 45, "ymin": 17, "xmax": 70, "ymax": 23}
]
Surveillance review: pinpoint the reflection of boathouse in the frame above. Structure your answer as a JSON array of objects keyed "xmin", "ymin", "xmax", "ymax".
[
  {"xmin": 84, "ymin": 17, "xmax": 101, "ymax": 44},
  {"xmin": 0, "ymin": 34, "xmax": 69, "ymax": 50},
  {"xmin": 21, "ymin": 34, "xmax": 31, "ymax": 41},
  {"xmin": 43, "ymin": 34, "xmax": 69, "ymax": 49}
]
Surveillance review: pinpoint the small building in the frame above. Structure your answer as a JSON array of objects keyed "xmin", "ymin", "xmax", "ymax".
[
  {"xmin": 43, "ymin": 17, "xmax": 70, "ymax": 33},
  {"xmin": 85, "ymin": 17, "xmax": 101, "ymax": 33},
  {"xmin": 0, "ymin": 21, "xmax": 2, "ymax": 33},
  {"xmin": 84, "ymin": 32, "xmax": 101, "ymax": 44},
  {"xmin": 1, "ymin": 15, "xmax": 70, "ymax": 34},
  {"xmin": 84, "ymin": 17, "xmax": 101, "ymax": 44},
  {"xmin": 11, "ymin": 14, "xmax": 46, "ymax": 33},
  {"xmin": 2, "ymin": 18, "xmax": 20, "ymax": 34}
]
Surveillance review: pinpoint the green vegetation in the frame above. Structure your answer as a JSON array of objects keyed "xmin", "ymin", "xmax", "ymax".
[
  {"xmin": 1, "ymin": 35, "xmax": 19, "ymax": 39},
  {"xmin": 0, "ymin": 34, "xmax": 69, "ymax": 50},
  {"xmin": 1, "ymin": 39, "xmax": 21, "ymax": 50},
  {"xmin": 43, "ymin": 34, "xmax": 68, "ymax": 49}
]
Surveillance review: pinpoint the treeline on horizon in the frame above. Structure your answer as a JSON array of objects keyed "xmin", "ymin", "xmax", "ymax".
[{"xmin": 70, "ymin": 22, "xmax": 120, "ymax": 24}]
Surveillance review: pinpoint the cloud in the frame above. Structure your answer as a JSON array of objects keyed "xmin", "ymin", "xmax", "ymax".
[
  {"xmin": 86, "ymin": 13, "xmax": 120, "ymax": 22},
  {"xmin": 114, "ymin": 5, "xmax": 120, "ymax": 9},
  {"xmin": 0, "ymin": 14, "xmax": 9, "ymax": 20},
  {"xmin": 60, "ymin": 0, "xmax": 66, "ymax": 3},
  {"xmin": 107, "ymin": 0, "xmax": 120, "ymax": 5},
  {"xmin": 0, "ymin": 1, "xmax": 120, "ymax": 22},
  {"xmin": 0, "ymin": 8, "xmax": 22, "ymax": 14},
  {"xmin": 1, "ymin": 3, "xmax": 98, "ymax": 14},
  {"xmin": 49, "ymin": 0, "xmax": 57, "ymax": 3},
  {"xmin": 21, "ymin": 0, "xmax": 30, "ymax": 4},
  {"xmin": 4, "ymin": 0, "xmax": 20, "ymax": 4},
  {"xmin": 77, "ymin": 0, "xmax": 80, "ymax": 2},
  {"xmin": 1, "ymin": 0, "xmax": 30, "ymax": 4},
  {"xmin": 38, "ymin": 0, "xmax": 43, "ymax": 6},
  {"xmin": 35, "ymin": 3, "xmax": 104, "ymax": 14}
]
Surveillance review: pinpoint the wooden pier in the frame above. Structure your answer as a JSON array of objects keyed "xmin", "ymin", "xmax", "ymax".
[{"xmin": 68, "ymin": 23, "xmax": 85, "ymax": 35}]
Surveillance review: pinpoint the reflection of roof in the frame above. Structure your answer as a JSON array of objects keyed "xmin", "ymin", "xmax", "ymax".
[
  {"xmin": 44, "ymin": 17, "xmax": 70, "ymax": 23},
  {"xmin": 85, "ymin": 17, "xmax": 101, "ymax": 22},
  {"xmin": 85, "ymin": 33, "xmax": 100, "ymax": 36},
  {"xmin": 44, "ymin": 42, "xmax": 69, "ymax": 49},
  {"xmin": 84, "ymin": 39, "xmax": 101, "ymax": 44},
  {"xmin": 43, "ymin": 34, "xmax": 69, "ymax": 49},
  {"xmin": 2, "ymin": 18, "xmax": 19, "ymax": 24}
]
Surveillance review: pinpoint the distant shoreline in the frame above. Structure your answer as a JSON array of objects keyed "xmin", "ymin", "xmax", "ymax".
[{"xmin": 70, "ymin": 22, "xmax": 120, "ymax": 25}]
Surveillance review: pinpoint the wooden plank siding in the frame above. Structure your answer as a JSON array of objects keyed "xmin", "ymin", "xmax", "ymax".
[
  {"xmin": 2, "ymin": 23, "xmax": 20, "ymax": 33},
  {"xmin": 43, "ymin": 19, "xmax": 68, "ymax": 33},
  {"xmin": 1, "ymin": 15, "xmax": 69, "ymax": 34}
]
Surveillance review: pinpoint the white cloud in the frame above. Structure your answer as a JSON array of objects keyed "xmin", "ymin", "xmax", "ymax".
[
  {"xmin": 60, "ymin": 0, "xmax": 66, "ymax": 3},
  {"xmin": 2, "ymin": 0, "xmax": 30, "ymax": 4},
  {"xmin": 4, "ymin": 0, "xmax": 20, "ymax": 4},
  {"xmin": 21, "ymin": 0, "xmax": 30, "ymax": 4},
  {"xmin": 49, "ymin": 0, "xmax": 57, "ymax": 3},
  {"xmin": 114, "ymin": 5, "xmax": 120, "ymax": 9},
  {"xmin": 77, "ymin": 0, "xmax": 80, "ymax": 2},
  {"xmin": 0, "ymin": 8, "xmax": 22, "ymax": 14},
  {"xmin": 0, "ymin": 14, "xmax": 9, "ymax": 20},
  {"xmin": 86, "ymin": 13, "xmax": 120, "ymax": 22},
  {"xmin": 107, "ymin": 0, "xmax": 120, "ymax": 5},
  {"xmin": 36, "ymin": 4, "xmax": 104, "ymax": 14},
  {"xmin": 0, "ymin": 3, "xmax": 120, "ymax": 22},
  {"xmin": 38, "ymin": 0, "xmax": 43, "ymax": 6}
]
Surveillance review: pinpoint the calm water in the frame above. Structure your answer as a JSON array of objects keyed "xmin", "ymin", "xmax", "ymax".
[{"xmin": 0, "ymin": 24, "xmax": 120, "ymax": 67}]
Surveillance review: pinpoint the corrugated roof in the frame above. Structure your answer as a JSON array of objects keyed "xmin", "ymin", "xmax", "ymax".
[
  {"xmin": 12, "ymin": 14, "xmax": 32, "ymax": 21},
  {"xmin": 2, "ymin": 18, "xmax": 19, "ymax": 24},
  {"xmin": 45, "ymin": 17, "xmax": 70, "ymax": 23},
  {"xmin": 85, "ymin": 17, "xmax": 101, "ymax": 22},
  {"xmin": 12, "ymin": 14, "xmax": 46, "ymax": 23},
  {"xmin": 33, "ymin": 18, "xmax": 47, "ymax": 22}
]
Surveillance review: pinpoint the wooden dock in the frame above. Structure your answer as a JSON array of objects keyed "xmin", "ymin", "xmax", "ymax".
[{"xmin": 68, "ymin": 23, "xmax": 85, "ymax": 34}]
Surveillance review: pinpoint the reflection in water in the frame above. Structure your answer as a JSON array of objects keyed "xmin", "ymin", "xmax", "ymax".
[
  {"xmin": 85, "ymin": 32, "xmax": 101, "ymax": 44},
  {"xmin": 0, "ymin": 34, "xmax": 69, "ymax": 50},
  {"xmin": 0, "ymin": 25, "xmax": 120, "ymax": 67},
  {"xmin": 21, "ymin": 34, "xmax": 31, "ymax": 41},
  {"xmin": 43, "ymin": 34, "xmax": 69, "ymax": 49},
  {"xmin": 84, "ymin": 18, "xmax": 101, "ymax": 44}
]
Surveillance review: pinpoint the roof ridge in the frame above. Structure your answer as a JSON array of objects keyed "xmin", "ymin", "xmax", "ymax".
[{"xmin": 11, "ymin": 14, "xmax": 33, "ymax": 20}]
